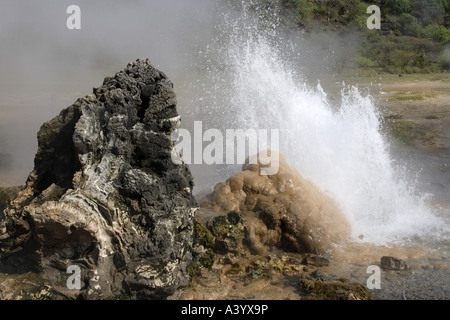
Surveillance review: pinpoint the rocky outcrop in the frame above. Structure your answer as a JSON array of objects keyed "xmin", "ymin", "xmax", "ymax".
[
  {"xmin": 201, "ymin": 153, "xmax": 351, "ymax": 255},
  {"xmin": 207, "ymin": 211, "xmax": 249, "ymax": 255},
  {"xmin": 0, "ymin": 59, "xmax": 196, "ymax": 299},
  {"xmin": 0, "ymin": 185, "xmax": 22, "ymax": 221}
]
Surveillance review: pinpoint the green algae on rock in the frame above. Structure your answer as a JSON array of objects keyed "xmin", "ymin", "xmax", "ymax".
[
  {"xmin": 0, "ymin": 59, "xmax": 197, "ymax": 299},
  {"xmin": 247, "ymin": 255, "xmax": 303, "ymax": 279}
]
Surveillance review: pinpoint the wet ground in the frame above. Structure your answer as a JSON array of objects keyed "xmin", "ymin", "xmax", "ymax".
[{"xmin": 177, "ymin": 243, "xmax": 450, "ymax": 300}]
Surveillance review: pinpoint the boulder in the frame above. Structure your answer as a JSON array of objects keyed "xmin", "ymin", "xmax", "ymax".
[
  {"xmin": 201, "ymin": 152, "xmax": 351, "ymax": 255},
  {"xmin": 0, "ymin": 59, "xmax": 197, "ymax": 299}
]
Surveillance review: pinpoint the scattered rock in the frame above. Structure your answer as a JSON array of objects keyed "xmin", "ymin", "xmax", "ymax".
[
  {"xmin": 299, "ymin": 276, "xmax": 373, "ymax": 300},
  {"xmin": 381, "ymin": 256, "xmax": 408, "ymax": 271},
  {"xmin": 0, "ymin": 59, "xmax": 197, "ymax": 299}
]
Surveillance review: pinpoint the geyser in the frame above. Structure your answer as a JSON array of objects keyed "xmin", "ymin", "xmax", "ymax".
[
  {"xmin": 179, "ymin": 1, "xmax": 449, "ymax": 246},
  {"xmin": 201, "ymin": 151, "xmax": 352, "ymax": 255}
]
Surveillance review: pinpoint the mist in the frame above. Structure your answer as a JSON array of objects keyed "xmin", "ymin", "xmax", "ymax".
[{"xmin": 0, "ymin": 0, "xmax": 363, "ymax": 189}]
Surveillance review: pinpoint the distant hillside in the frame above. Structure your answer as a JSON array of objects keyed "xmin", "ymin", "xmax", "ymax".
[{"xmin": 281, "ymin": 0, "xmax": 450, "ymax": 73}]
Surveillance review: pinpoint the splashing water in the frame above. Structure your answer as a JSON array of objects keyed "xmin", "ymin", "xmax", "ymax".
[{"xmin": 178, "ymin": 1, "xmax": 449, "ymax": 246}]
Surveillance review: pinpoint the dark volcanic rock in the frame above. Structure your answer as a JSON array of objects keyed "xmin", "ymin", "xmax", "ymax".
[{"xmin": 0, "ymin": 59, "xmax": 197, "ymax": 299}]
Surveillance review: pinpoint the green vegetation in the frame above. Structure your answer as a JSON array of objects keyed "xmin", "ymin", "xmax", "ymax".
[
  {"xmin": 282, "ymin": 0, "xmax": 450, "ymax": 73},
  {"xmin": 110, "ymin": 293, "xmax": 135, "ymax": 300},
  {"xmin": 187, "ymin": 220, "xmax": 216, "ymax": 279}
]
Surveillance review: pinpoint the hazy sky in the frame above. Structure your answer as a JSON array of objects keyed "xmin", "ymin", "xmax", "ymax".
[
  {"xmin": 0, "ymin": 0, "xmax": 219, "ymax": 184},
  {"xmin": 0, "ymin": 0, "xmax": 218, "ymax": 83}
]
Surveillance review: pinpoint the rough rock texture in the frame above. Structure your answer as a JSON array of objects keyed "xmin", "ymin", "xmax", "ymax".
[
  {"xmin": 381, "ymin": 256, "xmax": 408, "ymax": 271},
  {"xmin": 0, "ymin": 59, "xmax": 197, "ymax": 299},
  {"xmin": 302, "ymin": 255, "xmax": 330, "ymax": 267},
  {"xmin": 0, "ymin": 186, "xmax": 9, "ymax": 219},
  {"xmin": 298, "ymin": 275, "xmax": 374, "ymax": 300},
  {"xmin": 0, "ymin": 153, "xmax": 12, "ymax": 171},
  {"xmin": 207, "ymin": 211, "xmax": 249, "ymax": 255},
  {"xmin": 201, "ymin": 153, "xmax": 351, "ymax": 255}
]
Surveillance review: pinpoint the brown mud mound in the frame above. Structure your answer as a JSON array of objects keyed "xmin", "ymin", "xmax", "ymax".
[{"xmin": 200, "ymin": 152, "xmax": 352, "ymax": 255}]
